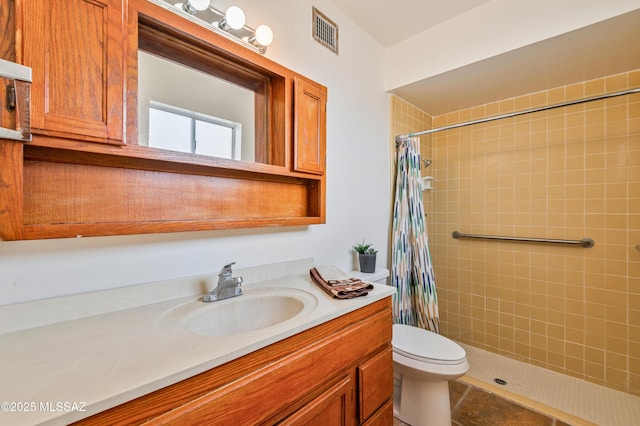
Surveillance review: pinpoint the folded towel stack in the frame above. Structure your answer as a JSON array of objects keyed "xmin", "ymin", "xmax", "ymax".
[{"xmin": 309, "ymin": 266, "xmax": 374, "ymax": 299}]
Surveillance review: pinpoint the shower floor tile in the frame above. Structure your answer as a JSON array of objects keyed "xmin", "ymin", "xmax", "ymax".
[
  {"xmin": 392, "ymin": 344, "xmax": 640, "ymax": 425},
  {"xmin": 459, "ymin": 343, "xmax": 640, "ymax": 426}
]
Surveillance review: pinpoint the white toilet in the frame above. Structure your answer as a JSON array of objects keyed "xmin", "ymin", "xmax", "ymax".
[
  {"xmin": 393, "ymin": 323, "xmax": 468, "ymax": 426},
  {"xmin": 351, "ymin": 268, "xmax": 469, "ymax": 426}
]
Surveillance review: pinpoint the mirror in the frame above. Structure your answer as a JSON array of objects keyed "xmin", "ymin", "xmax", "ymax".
[
  {"xmin": 138, "ymin": 51, "xmax": 256, "ymax": 162},
  {"xmin": 136, "ymin": 19, "xmax": 286, "ymax": 167}
]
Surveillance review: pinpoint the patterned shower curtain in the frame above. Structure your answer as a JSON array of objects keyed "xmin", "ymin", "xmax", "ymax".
[{"xmin": 392, "ymin": 137, "xmax": 439, "ymax": 333}]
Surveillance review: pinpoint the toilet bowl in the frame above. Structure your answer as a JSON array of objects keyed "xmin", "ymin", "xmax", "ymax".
[
  {"xmin": 349, "ymin": 268, "xmax": 468, "ymax": 426},
  {"xmin": 393, "ymin": 324, "xmax": 469, "ymax": 426}
]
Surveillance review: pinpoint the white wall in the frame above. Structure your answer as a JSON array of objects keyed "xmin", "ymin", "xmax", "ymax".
[
  {"xmin": 386, "ymin": 0, "xmax": 640, "ymax": 91},
  {"xmin": 0, "ymin": 0, "xmax": 390, "ymax": 306}
]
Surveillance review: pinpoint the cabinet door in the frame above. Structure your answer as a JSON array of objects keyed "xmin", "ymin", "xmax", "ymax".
[
  {"xmin": 279, "ymin": 376, "xmax": 352, "ymax": 426},
  {"xmin": 362, "ymin": 399, "xmax": 394, "ymax": 426},
  {"xmin": 358, "ymin": 347, "xmax": 393, "ymax": 423},
  {"xmin": 21, "ymin": 0, "xmax": 123, "ymax": 144},
  {"xmin": 294, "ymin": 75, "xmax": 326, "ymax": 175}
]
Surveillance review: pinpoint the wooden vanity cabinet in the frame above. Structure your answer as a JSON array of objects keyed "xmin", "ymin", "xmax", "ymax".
[
  {"xmin": 20, "ymin": 0, "xmax": 124, "ymax": 144},
  {"xmin": 74, "ymin": 297, "xmax": 393, "ymax": 426}
]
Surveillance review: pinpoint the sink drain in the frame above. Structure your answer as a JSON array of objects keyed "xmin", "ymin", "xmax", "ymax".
[{"xmin": 494, "ymin": 378, "xmax": 507, "ymax": 386}]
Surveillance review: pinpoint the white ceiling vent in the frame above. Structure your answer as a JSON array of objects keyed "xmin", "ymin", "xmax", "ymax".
[{"xmin": 312, "ymin": 7, "xmax": 338, "ymax": 54}]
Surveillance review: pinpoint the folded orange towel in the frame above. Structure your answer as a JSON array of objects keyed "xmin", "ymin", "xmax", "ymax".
[{"xmin": 309, "ymin": 267, "xmax": 374, "ymax": 299}]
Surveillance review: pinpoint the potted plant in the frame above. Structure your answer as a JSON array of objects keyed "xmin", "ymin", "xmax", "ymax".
[{"xmin": 353, "ymin": 240, "xmax": 378, "ymax": 273}]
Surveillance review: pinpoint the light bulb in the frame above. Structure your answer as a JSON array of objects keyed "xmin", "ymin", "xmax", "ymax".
[
  {"xmin": 254, "ymin": 25, "xmax": 273, "ymax": 46},
  {"xmin": 182, "ymin": 0, "xmax": 209, "ymax": 14},
  {"xmin": 223, "ymin": 6, "xmax": 245, "ymax": 30},
  {"xmin": 188, "ymin": 0, "xmax": 210, "ymax": 10}
]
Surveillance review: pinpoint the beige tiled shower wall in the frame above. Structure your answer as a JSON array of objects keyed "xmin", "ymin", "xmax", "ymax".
[{"xmin": 390, "ymin": 70, "xmax": 640, "ymax": 397}]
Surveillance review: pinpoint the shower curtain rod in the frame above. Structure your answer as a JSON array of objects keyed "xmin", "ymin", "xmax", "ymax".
[{"xmin": 395, "ymin": 87, "xmax": 640, "ymax": 140}]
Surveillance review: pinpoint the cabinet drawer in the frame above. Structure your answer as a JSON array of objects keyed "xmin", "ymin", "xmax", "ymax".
[{"xmin": 358, "ymin": 347, "xmax": 393, "ymax": 423}]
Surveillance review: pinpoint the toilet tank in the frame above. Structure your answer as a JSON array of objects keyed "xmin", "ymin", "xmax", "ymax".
[{"xmin": 350, "ymin": 268, "xmax": 390, "ymax": 285}]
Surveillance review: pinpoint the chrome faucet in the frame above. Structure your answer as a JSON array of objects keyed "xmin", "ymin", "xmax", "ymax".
[{"xmin": 203, "ymin": 262, "xmax": 243, "ymax": 302}]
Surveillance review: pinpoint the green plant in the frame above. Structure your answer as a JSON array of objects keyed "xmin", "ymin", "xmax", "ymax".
[{"xmin": 353, "ymin": 240, "xmax": 378, "ymax": 255}]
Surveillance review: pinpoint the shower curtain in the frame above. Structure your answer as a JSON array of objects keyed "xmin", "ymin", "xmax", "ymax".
[{"xmin": 392, "ymin": 137, "xmax": 439, "ymax": 333}]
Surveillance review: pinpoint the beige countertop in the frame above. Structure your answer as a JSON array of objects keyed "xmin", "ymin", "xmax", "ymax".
[{"xmin": 0, "ymin": 260, "xmax": 395, "ymax": 425}]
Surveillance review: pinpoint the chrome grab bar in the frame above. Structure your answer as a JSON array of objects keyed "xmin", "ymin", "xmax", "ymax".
[{"xmin": 451, "ymin": 231, "xmax": 594, "ymax": 248}]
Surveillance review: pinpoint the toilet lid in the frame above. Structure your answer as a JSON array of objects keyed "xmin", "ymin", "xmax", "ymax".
[{"xmin": 393, "ymin": 324, "xmax": 466, "ymax": 365}]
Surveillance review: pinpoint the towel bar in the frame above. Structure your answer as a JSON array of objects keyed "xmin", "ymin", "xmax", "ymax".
[{"xmin": 451, "ymin": 231, "xmax": 594, "ymax": 248}]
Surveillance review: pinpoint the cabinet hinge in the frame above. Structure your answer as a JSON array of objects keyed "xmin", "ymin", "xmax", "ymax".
[{"xmin": 6, "ymin": 82, "xmax": 16, "ymax": 112}]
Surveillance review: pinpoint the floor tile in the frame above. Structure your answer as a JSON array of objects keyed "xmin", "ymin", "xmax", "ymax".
[
  {"xmin": 451, "ymin": 386, "xmax": 554, "ymax": 426},
  {"xmin": 396, "ymin": 380, "xmax": 561, "ymax": 426}
]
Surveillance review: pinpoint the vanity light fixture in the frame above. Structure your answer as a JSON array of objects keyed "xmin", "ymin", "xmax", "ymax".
[{"xmin": 150, "ymin": 0, "xmax": 273, "ymax": 54}]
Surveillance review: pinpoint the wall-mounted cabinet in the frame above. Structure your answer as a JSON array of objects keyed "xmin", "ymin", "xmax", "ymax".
[
  {"xmin": 294, "ymin": 76, "xmax": 327, "ymax": 175},
  {"xmin": 0, "ymin": 0, "xmax": 326, "ymax": 240},
  {"xmin": 21, "ymin": 0, "xmax": 124, "ymax": 144}
]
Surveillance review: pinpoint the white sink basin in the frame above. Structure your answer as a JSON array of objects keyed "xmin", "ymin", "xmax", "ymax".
[{"xmin": 168, "ymin": 287, "xmax": 317, "ymax": 337}]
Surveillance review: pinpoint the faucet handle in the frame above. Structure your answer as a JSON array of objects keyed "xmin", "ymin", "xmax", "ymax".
[{"xmin": 218, "ymin": 262, "xmax": 236, "ymax": 278}]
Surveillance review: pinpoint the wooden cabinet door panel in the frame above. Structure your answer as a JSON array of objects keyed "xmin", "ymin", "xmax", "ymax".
[
  {"xmin": 22, "ymin": 0, "xmax": 123, "ymax": 143},
  {"xmin": 294, "ymin": 75, "xmax": 326, "ymax": 175},
  {"xmin": 362, "ymin": 399, "xmax": 394, "ymax": 426},
  {"xmin": 279, "ymin": 376, "xmax": 351, "ymax": 426},
  {"xmin": 358, "ymin": 347, "xmax": 394, "ymax": 423}
]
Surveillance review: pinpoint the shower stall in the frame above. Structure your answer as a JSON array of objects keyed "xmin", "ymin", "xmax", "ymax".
[{"xmin": 390, "ymin": 71, "xmax": 640, "ymax": 398}]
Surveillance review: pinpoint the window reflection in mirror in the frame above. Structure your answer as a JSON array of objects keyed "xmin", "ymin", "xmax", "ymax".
[
  {"xmin": 148, "ymin": 101, "xmax": 243, "ymax": 160},
  {"xmin": 138, "ymin": 51, "xmax": 255, "ymax": 162}
]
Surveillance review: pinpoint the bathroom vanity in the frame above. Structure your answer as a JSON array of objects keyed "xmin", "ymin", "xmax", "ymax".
[
  {"xmin": 0, "ymin": 261, "xmax": 395, "ymax": 425},
  {"xmin": 76, "ymin": 298, "xmax": 393, "ymax": 425}
]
